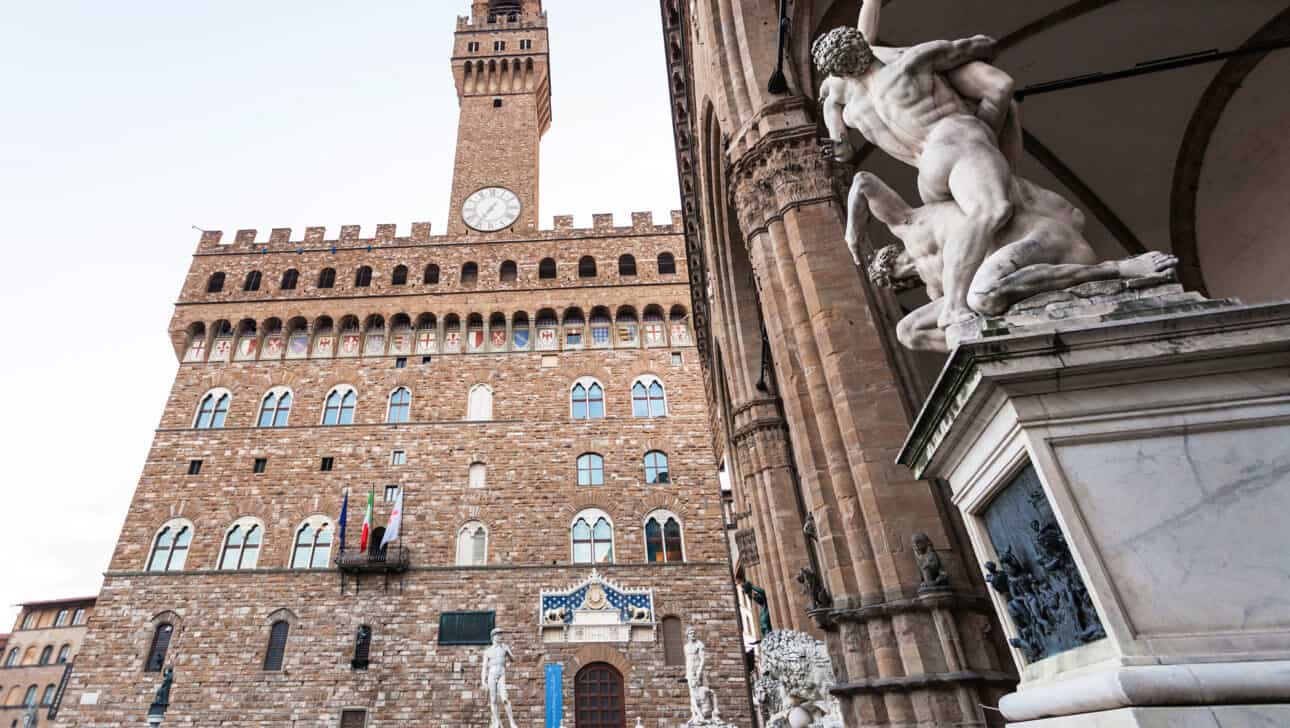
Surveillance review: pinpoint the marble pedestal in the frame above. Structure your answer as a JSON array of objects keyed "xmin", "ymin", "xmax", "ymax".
[{"xmin": 897, "ymin": 286, "xmax": 1290, "ymax": 727}]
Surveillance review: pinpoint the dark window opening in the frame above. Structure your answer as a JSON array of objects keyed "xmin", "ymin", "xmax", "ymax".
[
  {"xmin": 187, "ymin": 459, "xmax": 202, "ymax": 475},
  {"xmin": 424, "ymin": 264, "xmax": 440, "ymax": 284},
  {"xmin": 493, "ymin": 98, "xmax": 503, "ymax": 108},
  {"xmin": 243, "ymin": 270, "xmax": 262, "ymax": 292},
  {"xmin": 658, "ymin": 252, "xmax": 677, "ymax": 275},
  {"xmin": 253, "ymin": 457, "xmax": 267, "ymax": 474},
  {"xmin": 538, "ymin": 258, "xmax": 557, "ymax": 279},
  {"xmin": 280, "ymin": 269, "xmax": 299, "ymax": 290},
  {"xmin": 421, "ymin": 356, "xmax": 433, "ymax": 365},
  {"xmin": 395, "ymin": 357, "xmax": 407, "ymax": 369},
  {"xmin": 618, "ymin": 254, "xmax": 637, "ymax": 276},
  {"xmin": 438, "ymin": 611, "xmax": 495, "ymax": 645},
  {"xmin": 263, "ymin": 621, "xmax": 289, "ymax": 671},
  {"xmin": 340, "ymin": 710, "xmax": 367, "ymax": 728},
  {"xmin": 499, "ymin": 260, "xmax": 517, "ymax": 282},
  {"xmin": 354, "ymin": 266, "xmax": 373, "ymax": 287},
  {"xmin": 461, "ymin": 262, "xmax": 479, "ymax": 285},
  {"xmin": 318, "ymin": 268, "xmax": 336, "ymax": 289},
  {"xmin": 320, "ymin": 457, "xmax": 335, "ymax": 472},
  {"xmin": 145, "ymin": 623, "xmax": 173, "ymax": 672},
  {"xmin": 578, "ymin": 256, "xmax": 597, "ymax": 278},
  {"xmin": 391, "ymin": 265, "xmax": 408, "ymax": 286},
  {"xmin": 206, "ymin": 272, "xmax": 226, "ymax": 293},
  {"xmin": 352, "ymin": 625, "xmax": 372, "ymax": 670}
]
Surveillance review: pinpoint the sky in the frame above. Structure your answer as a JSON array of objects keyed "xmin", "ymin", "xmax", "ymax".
[{"xmin": 0, "ymin": 1, "xmax": 681, "ymax": 628}]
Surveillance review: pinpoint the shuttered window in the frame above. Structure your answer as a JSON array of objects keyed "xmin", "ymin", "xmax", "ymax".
[
  {"xmin": 145, "ymin": 624, "xmax": 173, "ymax": 672},
  {"xmin": 340, "ymin": 709, "xmax": 367, "ymax": 728},
  {"xmin": 263, "ymin": 621, "xmax": 289, "ymax": 671},
  {"xmin": 438, "ymin": 611, "xmax": 495, "ymax": 645},
  {"xmin": 661, "ymin": 617, "xmax": 684, "ymax": 666}
]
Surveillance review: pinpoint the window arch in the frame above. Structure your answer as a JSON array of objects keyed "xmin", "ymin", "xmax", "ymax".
[
  {"xmin": 257, "ymin": 387, "xmax": 292, "ymax": 428},
  {"xmin": 644, "ymin": 450, "xmax": 670, "ymax": 484},
  {"xmin": 280, "ymin": 268, "xmax": 299, "ymax": 290},
  {"xmin": 147, "ymin": 520, "xmax": 193, "ymax": 572},
  {"xmin": 570, "ymin": 377, "xmax": 605, "ymax": 420},
  {"xmin": 194, "ymin": 388, "xmax": 231, "ymax": 429},
  {"xmin": 54, "ymin": 609, "xmax": 68, "ymax": 627},
  {"xmin": 578, "ymin": 255, "xmax": 597, "ymax": 278},
  {"xmin": 263, "ymin": 620, "xmax": 289, "ymax": 671},
  {"xmin": 291, "ymin": 517, "xmax": 333, "ymax": 569},
  {"xmin": 206, "ymin": 272, "xmax": 226, "ymax": 293},
  {"xmin": 661, "ymin": 616, "xmax": 684, "ymax": 666},
  {"xmin": 219, "ymin": 519, "xmax": 263, "ymax": 570},
  {"xmin": 457, "ymin": 521, "xmax": 488, "ymax": 566},
  {"xmin": 317, "ymin": 267, "xmax": 336, "ymax": 288},
  {"xmin": 571, "ymin": 510, "xmax": 614, "ymax": 564},
  {"xmin": 145, "ymin": 623, "xmax": 173, "ymax": 672},
  {"xmin": 499, "ymin": 260, "xmax": 517, "ymax": 282},
  {"xmin": 538, "ymin": 257, "xmax": 557, "ymax": 279},
  {"xmin": 56, "ymin": 644, "xmax": 71, "ymax": 664},
  {"xmin": 424, "ymin": 263, "xmax": 440, "ymax": 284},
  {"xmin": 243, "ymin": 270, "xmax": 262, "ymax": 292},
  {"xmin": 467, "ymin": 384, "xmax": 493, "ymax": 421},
  {"xmin": 22, "ymin": 685, "xmax": 37, "ymax": 707},
  {"xmin": 4, "ymin": 647, "xmax": 18, "ymax": 667},
  {"xmin": 618, "ymin": 254, "xmax": 637, "ymax": 276},
  {"xmin": 72, "ymin": 608, "xmax": 86, "ymax": 625},
  {"xmin": 323, "ymin": 385, "xmax": 357, "ymax": 425},
  {"xmin": 461, "ymin": 261, "xmax": 479, "ymax": 285},
  {"xmin": 631, "ymin": 376, "xmax": 668, "ymax": 417},
  {"xmin": 354, "ymin": 265, "xmax": 373, "ymax": 287},
  {"xmin": 645, "ymin": 510, "xmax": 685, "ymax": 563},
  {"xmin": 40, "ymin": 684, "xmax": 56, "ymax": 706},
  {"xmin": 577, "ymin": 453, "xmax": 605, "ymax": 486},
  {"xmin": 37, "ymin": 646, "xmax": 52, "ymax": 665},
  {"xmin": 658, "ymin": 252, "xmax": 677, "ymax": 274},
  {"xmin": 391, "ymin": 264, "xmax": 408, "ymax": 286},
  {"xmin": 387, "ymin": 387, "xmax": 411, "ymax": 423}
]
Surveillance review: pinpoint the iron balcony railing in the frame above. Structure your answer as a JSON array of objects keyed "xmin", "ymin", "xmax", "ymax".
[{"xmin": 335, "ymin": 545, "xmax": 411, "ymax": 574}]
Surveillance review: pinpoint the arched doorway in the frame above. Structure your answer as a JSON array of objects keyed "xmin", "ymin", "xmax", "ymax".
[{"xmin": 574, "ymin": 662, "xmax": 624, "ymax": 728}]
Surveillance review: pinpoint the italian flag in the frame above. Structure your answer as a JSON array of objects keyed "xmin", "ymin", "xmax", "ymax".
[{"xmin": 359, "ymin": 487, "xmax": 374, "ymax": 551}]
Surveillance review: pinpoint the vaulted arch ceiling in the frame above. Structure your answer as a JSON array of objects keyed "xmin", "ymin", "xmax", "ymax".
[{"xmin": 805, "ymin": 0, "xmax": 1290, "ymax": 302}]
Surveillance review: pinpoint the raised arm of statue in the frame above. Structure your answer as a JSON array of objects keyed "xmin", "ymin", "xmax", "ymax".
[
  {"xmin": 945, "ymin": 59, "xmax": 1017, "ymax": 138},
  {"xmin": 901, "ymin": 35, "xmax": 997, "ymax": 75},
  {"xmin": 819, "ymin": 78, "xmax": 855, "ymax": 163},
  {"xmin": 857, "ymin": 0, "xmax": 880, "ymax": 42}
]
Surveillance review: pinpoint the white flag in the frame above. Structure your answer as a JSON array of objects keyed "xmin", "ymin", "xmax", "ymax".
[{"xmin": 380, "ymin": 489, "xmax": 403, "ymax": 547}]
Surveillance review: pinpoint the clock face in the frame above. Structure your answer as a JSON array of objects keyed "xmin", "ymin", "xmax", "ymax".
[{"xmin": 462, "ymin": 187, "xmax": 521, "ymax": 232}]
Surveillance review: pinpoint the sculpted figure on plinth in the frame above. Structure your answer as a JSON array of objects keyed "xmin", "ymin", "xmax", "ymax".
[
  {"xmin": 817, "ymin": 0, "xmax": 1177, "ymax": 351},
  {"xmin": 481, "ymin": 628, "xmax": 519, "ymax": 728}
]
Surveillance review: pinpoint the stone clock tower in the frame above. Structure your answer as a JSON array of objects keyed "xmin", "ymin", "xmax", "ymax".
[{"xmin": 447, "ymin": 0, "xmax": 552, "ymax": 235}]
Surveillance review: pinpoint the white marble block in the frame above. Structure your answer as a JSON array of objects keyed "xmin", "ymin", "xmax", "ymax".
[{"xmin": 898, "ymin": 298, "xmax": 1290, "ymax": 727}]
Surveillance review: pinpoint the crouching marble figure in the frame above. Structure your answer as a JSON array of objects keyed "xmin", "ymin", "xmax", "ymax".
[
  {"xmin": 753, "ymin": 631, "xmax": 844, "ymax": 728},
  {"xmin": 816, "ymin": 0, "xmax": 1177, "ymax": 351}
]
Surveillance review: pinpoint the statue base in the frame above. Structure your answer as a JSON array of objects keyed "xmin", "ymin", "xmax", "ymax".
[
  {"xmin": 899, "ymin": 286, "xmax": 1290, "ymax": 727},
  {"xmin": 682, "ymin": 717, "xmax": 739, "ymax": 728}
]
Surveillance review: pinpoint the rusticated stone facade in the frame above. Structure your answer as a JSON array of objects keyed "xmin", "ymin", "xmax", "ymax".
[
  {"xmin": 57, "ymin": 3, "xmax": 747, "ymax": 728},
  {"xmin": 1, "ymin": 597, "xmax": 94, "ymax": 727},
  {"xmin": 659, "ymin": 0, "xmax": 1015, "ymax": 725}
]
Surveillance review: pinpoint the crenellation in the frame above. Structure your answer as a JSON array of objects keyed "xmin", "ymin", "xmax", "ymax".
[
  {"xmin": 235, "ymin": 229, "xmax": 258, "ymax": 246},
  {"xmin": 553, "ymin": 215, "xmax": 574, "ymax": 230},
  {"xmin": 375, "ymin": 223, "xmax": 398, "ymax": 242},
  {"xmin": 339, "ymin": 225, "xmax": 362, "ymax": 241},
  {"xmin": 269, "ymin": 228, "xmax": 292, "ymax": 244},
  {"xmin": 304, "ymin": 226, "xmax": 326, "ymax": 244},
  {"xmin": 201, "ymin": 230, "xmax": 224, "ymax": 247},
  {"xmin": 631, "ymin": 211, "xmax": 656, "ymax": 231},
  {"xmin": 592, "ymin": 213, "xmax": 615, "ymax": 230},
  {"xmin": 410, "ymin": 221, "xmax": 433, "ymax": 241}
]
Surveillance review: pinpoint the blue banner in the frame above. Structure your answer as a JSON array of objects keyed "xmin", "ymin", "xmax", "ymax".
[{"xmin": 544, "ymin": 663, "xmax": 563, "ymax": 728}]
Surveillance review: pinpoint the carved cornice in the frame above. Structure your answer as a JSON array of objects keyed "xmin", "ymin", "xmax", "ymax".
[
  {"xmin": 730, "ymin": 396, "xmax": 780, "ymax": 419},
  {"xmin": 730, "ymin": 128, "xmax": 836, "ymax": 239},
  {"xmin": 822, "ymin": 590, "xmax": 995, "ymax": 625},
  {"xmin": 831, "ymin": 669, "xmax": 1016, "ymax": 696},
  {"xmin": 732, "ymin": 416, "xmax": 790, "ymax": 444}
]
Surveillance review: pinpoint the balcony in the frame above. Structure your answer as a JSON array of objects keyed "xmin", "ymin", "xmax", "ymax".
[{"xmin": 335, "ymin": 545, "xmax": 411, "ymax": 575}]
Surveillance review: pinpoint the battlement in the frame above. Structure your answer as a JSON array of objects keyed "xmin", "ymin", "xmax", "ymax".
[
  {"xmin": 196, "ymin": 211, "xmax": 684, "ymax": 254},
  {"xmin": 456, "ymin": 13, "xmax": 547, "ymax": 32}
]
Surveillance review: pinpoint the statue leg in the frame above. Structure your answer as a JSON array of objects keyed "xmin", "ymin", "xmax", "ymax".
[{"xmin": 896, "ymin": 299, "xmax": 947, "ymax": 353}]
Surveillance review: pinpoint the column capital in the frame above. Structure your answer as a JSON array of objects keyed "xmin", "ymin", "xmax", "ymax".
[{"xmin": 731, "ymin": 128, "xmax": 840, "ymax": 238}]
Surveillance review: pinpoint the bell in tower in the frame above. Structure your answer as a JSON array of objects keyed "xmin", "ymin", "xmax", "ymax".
[{"xmin": 489, "ymin": 0, "xmax": 522, "ymax": 12}]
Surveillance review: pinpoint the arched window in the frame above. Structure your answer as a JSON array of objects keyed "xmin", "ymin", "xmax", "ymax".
[
  {"xmin": 257, "ymin": 388, "xmax": 292, "ymax": 428},
  {"xmin": 56, "ymin": 644, "xmax": 70, "ymax": 664},
  {"xmin": 424, "ymin": 263, "xmax": 440, "ymax": 284},
  {"xmin": 645, "ymin": 511, "xmax": 685, "ymax": 563},
  {"xmin": 263, "ymin": 620, "xmax": 289, "ymax": 671},
  {"xmin": 632, "ymin": 376, "xmax": 668, "ymax": 417},
  {"xmin": 387, "ymin": 387, "xmax": 411, "ymax": 424},
  {"xmin": 38, "ymin": 646, "xmax": 52, "ymax": 665},
  {"xmin": 575, "ymin": 662, "xmax": 624, "ymax": 728},
  {"xmin": 499, "ymin": 260, "xmax": 517, "ymax": 282},
  {"xmin": 291, "ymin": 518, "xmax": 334, "ymax": 569},
  {"xmin": 661, "ymin": 616, "xmax": 684, "ymax": 666},
  {"xmin": 243, "ymin": 270, "xmax": 262, "ymax": 292},
  {"xmin": 467, "ymin": 384, "xmax": 493, "ymax": 421},
  {"xmin": 457, "ymin": 521, "xmax": 488, "ymax": 566},
  {"xmin": 570, "ymin": 377, "xmax": 605, "ymax": 420},
  {"xmin": 352, "ymin": 625, "xmax": 372, "ymax": 670},
  {"xmin": 658, "ymin": 252, "xmax": 677, "ymax": 274},
  {"xmin": 391, "ymin": 265, "xmax": 408, "ymax": 285},
  {"xmin": 4, "ymin": 648, "xmax": 18, "ymax": 667},
  {"xmin": 72, "ymin": 608, "xmax": 86, "ymax": 625},
  {"xmin": 468, "ymin": 462, "xmax": 487, "ymax": 489},
  {"xmin": 280, "ymin": 268, "xmax": 299, "ymax": 290},
  {"xmin": 538, "ymin": 257, "xmax": 557, "ymax": 279},
  {"xmin": 354, "ymin": 266, "xmax": 373, "ymax": 287},
  {"xmin": 145, "ymin": 623, "xmax": 173, "ymax": 672},
  {"xmin": 461, "ymin": 262, "xmax": 479, "ymax": 285},
  {"xmin": 23, "ymin": 685, "xmax": 37, "ymax": 707},
  {"xmin": 40, "ymin": 684, "xmax": 56, "ymax": 706},
  {"xmin": 54, "ymin": 609, "xmax": 68, "ymax": 627},
  {"xmin": 571, "ymin": 510, "xmax": 613, "ymax": 564},
  {"xmin": 219, "ymin": 520, "xmax": 262, "ymax": 570},
  {"xmin": 644, "ymin": 451, "xmax": 670, "ymax": 484},
  {"xmin": 618, "ymin": 254, "xmax": 637, "ymax": 276},
  {"xmin": 194, "ymin": 389, "xmax": 231, "ymax": 429},
  {"xmin": 577, "ymin": 453, "xmax": 605, "ymax": 486},
  {"xmin": 206, "ymin": 272, "xmax": 226, "ymax": 293},
  {"xmin": 323, "ymin": 386, "xmax": 357, "ymax": 425},
  {"xmin": 578, "ymin": 255, "xmax": 597, "ymax": 278},
  {"xmin": 317, "ymin": 267, "xmax": 336, "ymax": 288},
  {"xmin": 147, "ymin": 521, "xmax": 192, "ymax": 572}
]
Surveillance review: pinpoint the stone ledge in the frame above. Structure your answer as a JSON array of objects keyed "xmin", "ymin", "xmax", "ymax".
[{"xmin": 832, "ymin": 669, "xmax": 1016, "ymax": 696}]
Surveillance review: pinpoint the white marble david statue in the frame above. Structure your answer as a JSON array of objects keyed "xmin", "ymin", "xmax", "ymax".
[
  {"xmin": 817, "ymin": 0, "xmax": 1176, "ymax": 351},
  {"xmin": 481, "ymin": 628, "xmax": 519, "ymax": 728}
]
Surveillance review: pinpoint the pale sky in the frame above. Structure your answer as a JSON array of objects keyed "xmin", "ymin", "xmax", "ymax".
[{"xmin": 0, "ymin": 1, "xmax": 681, "ymax": 628}]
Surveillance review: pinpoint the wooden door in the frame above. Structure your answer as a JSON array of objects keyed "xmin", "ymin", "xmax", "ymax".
[{"xmin": 575, "ymin": 662, "xmax": 624, "ymax": 728}]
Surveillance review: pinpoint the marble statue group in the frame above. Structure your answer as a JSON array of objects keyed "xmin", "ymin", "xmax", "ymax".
[{"xmin": 818, "ymin": 0, "xmax": 1177, "ymax": 351}]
